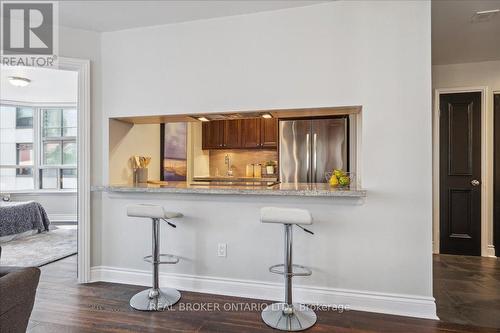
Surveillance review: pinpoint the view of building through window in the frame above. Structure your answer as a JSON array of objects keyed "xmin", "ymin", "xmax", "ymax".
[{"xmin": 0, "ymin": 105, "xmax": 77, "ymax": 191}]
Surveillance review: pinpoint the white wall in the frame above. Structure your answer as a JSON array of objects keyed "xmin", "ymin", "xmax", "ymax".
[
  {"xmin": 433, "ymin": 60, "xmax": 500, "ymax": 257},
  {"xmin": 97, "ymin": 1, "xmax": 434, "ymax": 318},
  {"xmin": 9, "ymin": 192, "xmax": 77, "ymax": 222},
  {"xmin": 58, "ymin": 26, "xmax": 103, "ymax": 262},
  {"xmin": 108, "ymin": 120, "xmax": 160, "ymax": 184}
]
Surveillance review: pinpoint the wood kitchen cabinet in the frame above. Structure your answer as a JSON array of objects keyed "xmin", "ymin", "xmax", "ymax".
[
  {"xmin": 260, "ymin": 118, "xmax": 278, "ymax": 148},
  {"xmin": 202, "ymin": 118, "xmax": 277, "ymax": 150},
  {"xmin": 202, "ymin": 121, "xmax": 224, "ymax": 149},
  {"xmin": 241, "ymin": 118, "xmax": 261, "ymax": 148},
  {"xmin": 223, "ymin": 120, "xmax": 242, "ymax": 148}
]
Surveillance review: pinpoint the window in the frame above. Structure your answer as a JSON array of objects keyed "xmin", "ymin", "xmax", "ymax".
[
  {"xmin": 42, "ymin": 108, "xmax": 77, "ymax": 137},
  {"xmin": 16, "ymin": 107, "xmax": 33, "ymax": 128},
  {"xmin": 16, "ymin": 143, "xmax": 33, "ymax": 176},
  {"xmin": 0, "ymin": 105, "xmax": 34, "ymax": 190},
  {"xmin": 40, "ymin": 109, "xmax": 77, "ymax": 190},
  {"xmin": 0, "ymin": 104, "xmax": 77, "ymax": 192}
]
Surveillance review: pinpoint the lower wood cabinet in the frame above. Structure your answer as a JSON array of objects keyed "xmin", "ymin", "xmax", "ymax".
[{"xmin": 202, "ymin": 118, "xmax": 277, "ymax": 150}]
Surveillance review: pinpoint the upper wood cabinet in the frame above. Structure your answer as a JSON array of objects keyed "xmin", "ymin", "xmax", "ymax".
[
  {"xmin": 260, "ymin": 118, "xmax": 278, "ymax": 148},
  {"xmin": 223, "ymin": 120, "xmax": 242, "ymax": 148},
  {"xmin": 241, "ymin": 118, "xmax": 261, "ymax": 148},
  {"xmin": 202, "ymin": 121, "xmax": 224, "ymax": 149},
  {"xmin": 202, "ymin": 118, "xmax": 277, "ymax": 150}
]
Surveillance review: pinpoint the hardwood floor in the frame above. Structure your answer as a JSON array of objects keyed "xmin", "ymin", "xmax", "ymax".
[
  {"xmin": 27, "ymin": 255, "xmax": 499, "ymax": 333},
  {"xmin": 433, "ymin": 254, "xmax": 500, "ymax": 329}
]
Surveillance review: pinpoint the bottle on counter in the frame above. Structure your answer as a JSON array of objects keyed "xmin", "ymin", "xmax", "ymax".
[
  {"xmin": 246, "ymin": 164, "xmax": 254, "ymax": 178},
  {"xmin": 254, "ymin": 164, "xmax": 262, "ymax": 178}
]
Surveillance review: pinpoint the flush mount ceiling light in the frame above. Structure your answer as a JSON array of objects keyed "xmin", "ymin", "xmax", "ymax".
[
  {"xmin": 471, "ymin": 9, "xmax": 499, "ymax": 22},
  {"xmin": 197, "ymin": 117, "xmax": 209, "ymax": 122},
  {"xmin": 261, "ymin": 113, "xmax": 273, "ymax": 119},
  {"xmin": 8, "ymin": 76, "xmax": 31, "ymax": 87}
]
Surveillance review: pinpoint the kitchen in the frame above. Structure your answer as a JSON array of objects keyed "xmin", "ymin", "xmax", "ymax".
[
  {"xmin": 87, "ymin": 0, "xmax": 435, "ymax": 320},
  {"xmin": 106, "ymin": 106, "xmax": 363, "ymax": 196}
]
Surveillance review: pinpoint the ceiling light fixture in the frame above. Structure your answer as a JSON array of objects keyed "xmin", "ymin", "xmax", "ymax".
[
  {"xmin": 261, "ymin": 113, "xmax": 272, "ymax": 119},
  {"xmin": 471, "ymin": 9, "xmax": 499, "ymax": 22},
  {"xmin": 197, "ymin": 117, "xmax": 209, "ymax": 122},
  {"xmin": 8, "ymin": 76, "xmax": 31, "ymax": 87}
]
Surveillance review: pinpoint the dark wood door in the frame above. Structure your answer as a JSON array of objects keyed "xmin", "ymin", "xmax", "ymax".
[
  {"xmin": 495, "ymin": 94, "xmax": 500, "ymax": 257},
  {"xmin": 202, "ymin": 121, "xmax": 224, "ymax": 149},
  {"xmin": 223, "ymin": 120, "xmax": 241, "ymax": 148},
  {"xmin": 440, "ymin": 92, "xmax": 481, "ymax": 256},
  {"xmin": 260, "ymin": 118, "xmax": 277, "ymax": 148},
  {"xmin": 241, "ymin": 118, "xmax": 261, "ymax": 148}
]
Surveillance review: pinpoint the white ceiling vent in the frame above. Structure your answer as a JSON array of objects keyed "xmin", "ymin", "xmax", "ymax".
[{"xmin": 471, "ymin": 9, "xmax": 499, "ymax": 23}]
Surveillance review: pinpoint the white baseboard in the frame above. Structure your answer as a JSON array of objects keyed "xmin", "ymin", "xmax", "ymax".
[
  {"xmin": 486, "ymin": 245, "xmax": 496, "ymax": 258},
  {"xmin": 90, "ymin": 266, "xmax": 437, "ymax": 320},
  {"xmin": 49, "ymin": 214, "xmax": 77, "ymax": 222}
]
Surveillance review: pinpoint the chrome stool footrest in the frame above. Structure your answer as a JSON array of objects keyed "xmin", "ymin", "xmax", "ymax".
[
  {"xmin": 143, "ymin": 254, "xmax": 179, "ymax": 264},
  {"xmin": 262, "ymin": 303, "xmax": 317, "ymax": 331},
  {"xmin": 130, "ymin": 287, "xmax": 181, "ymax": 311},
  {"xmin": 269, "ymin": 264, "xmax": 312, "ymax": 277}
]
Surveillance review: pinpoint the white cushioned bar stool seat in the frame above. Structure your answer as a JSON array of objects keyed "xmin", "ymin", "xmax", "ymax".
[
  {"xmin": 260, "ymin": 207, "xmax": 316, "ymax": 331},
  {"xmin": 126, "ymin": 204, "xmax": 183, "ymax": 311},
  {"xmin": 127, "ymin": 204, "xmax": 183, "ymax": 219},
  {"xmin": 260, "ymin": 207, "xmax": 312, "ymax": 225}
]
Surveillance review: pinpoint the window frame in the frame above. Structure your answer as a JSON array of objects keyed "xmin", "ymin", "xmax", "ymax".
[
  {"xmin": 40, "ymin": 108, "xmax": 77, "ymax": 190},
  {"xmin": 15, "ymin": 142, "xmax": 34, "ymax": 177},
  {"xmin": 0, "ymin": 102, "xmax": 77, "ymax": 193},
  {"xmin": 15, "ymin": 107, "xmax": 34, "ymax": 129}
]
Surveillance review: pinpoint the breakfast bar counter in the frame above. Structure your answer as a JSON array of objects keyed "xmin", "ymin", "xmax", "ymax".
[{"xmin": 92, "ymin": 182, "xmax": 366, "ymax": 198}]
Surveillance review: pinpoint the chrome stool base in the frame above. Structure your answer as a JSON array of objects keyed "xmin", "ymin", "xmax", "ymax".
[
  {"xmin": 130, "ymin": 287, "xmax": 181, "ymax": 311},
  {"xmin": 261, "ymin": 303, "xmax": 317, "ymax": 331}
]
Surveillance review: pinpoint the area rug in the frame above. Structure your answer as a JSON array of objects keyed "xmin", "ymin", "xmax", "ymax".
[{"xmin": 0, "ymin": 227, "xmax": 77, "ymax": 267}]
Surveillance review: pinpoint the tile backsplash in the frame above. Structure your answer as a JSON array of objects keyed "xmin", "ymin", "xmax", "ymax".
[{"xmin": 209, "ymin": 149, "xmax": 278, "ymax": 177}]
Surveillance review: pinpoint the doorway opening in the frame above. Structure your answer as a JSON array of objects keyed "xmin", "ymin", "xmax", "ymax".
[{"xmin": 0, "ymin": 65, "xmax": 79, "ymax": 269}]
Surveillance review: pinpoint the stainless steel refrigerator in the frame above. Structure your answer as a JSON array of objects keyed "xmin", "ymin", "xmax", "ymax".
[{"xmin": 279, "ymin": 117, "xmax": 348, "ymax": 183}]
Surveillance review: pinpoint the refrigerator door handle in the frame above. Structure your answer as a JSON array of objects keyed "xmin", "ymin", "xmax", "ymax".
[
  {"xmin": 306, "ymin": 133, "xmax": 310, "ymax": 183},
  {"xmin": 313, "ymin": 133, "xmax": 317, "ymax": 183}
]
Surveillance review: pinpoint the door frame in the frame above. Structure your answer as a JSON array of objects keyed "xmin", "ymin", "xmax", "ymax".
[
  {"xmin": 494, "ymin": 91, "xmax": 500, "ymax": 257},
  {"xmin": 58, "ymin": 57, "xmax": 91, "ymax": 282},
  {"xmin": 433, "ymin": 86, "xmax": 495, "ymax": 257}
]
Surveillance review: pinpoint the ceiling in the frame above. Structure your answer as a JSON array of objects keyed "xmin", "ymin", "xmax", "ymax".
[
  {"xmin": 0, "ymin": 65, "xmax": 78, "ymax": 104},
  {"xmin": 432, "ymin": 0, "xmax": 500, "ymax": 65},
  {"xmin": 54, "ymin": 1, "xmax": 500, "ymax": 65},
  {"xmin": 59, "ymin": 1, "xmax": 329, "ymax": 32}
]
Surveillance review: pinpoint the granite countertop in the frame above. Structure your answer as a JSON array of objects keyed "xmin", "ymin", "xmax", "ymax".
[
  {"xmin": 192, "ymin": 176, "xmax": 278, "ymax": 182},
  {"xmin": 91, "ymin": 182, "xmax": 366, "ymax": 198}
]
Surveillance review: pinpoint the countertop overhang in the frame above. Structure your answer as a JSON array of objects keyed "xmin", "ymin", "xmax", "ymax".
[{"xmin": 92, "ymin": 182, "xmax": 366, "ymax": 198}]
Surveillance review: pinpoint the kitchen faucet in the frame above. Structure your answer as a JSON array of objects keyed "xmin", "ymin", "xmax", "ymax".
[{"xmin": 225, "ymin": 154, "xmax": 233, "ymax": 177}]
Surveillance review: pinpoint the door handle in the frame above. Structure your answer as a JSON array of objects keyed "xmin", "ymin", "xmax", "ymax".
[
  {"xmin": 471, "ymin": 179, "xmax": 480, "ymax": 186},
  {"xmin": 306, "ymin": 133, "xmax": 310, "ymax": 183},
  {"xmin": 313, "ymin": 133, "xmax": 317, "ymax": 183}
]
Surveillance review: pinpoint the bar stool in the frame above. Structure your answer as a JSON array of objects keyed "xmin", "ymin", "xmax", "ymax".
[
  {"xmin": 127, "ymin": 204, "xmax": 183, "ymax": 311},
  {"xmin": 260, "ymin": 207, "xmax": 316, "ymax": 331}
]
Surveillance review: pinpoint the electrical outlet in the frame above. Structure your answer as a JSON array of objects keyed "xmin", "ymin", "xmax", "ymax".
[{"xmin": 217, "ymin": 243, "xmax": 227, "ymax": 257}]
